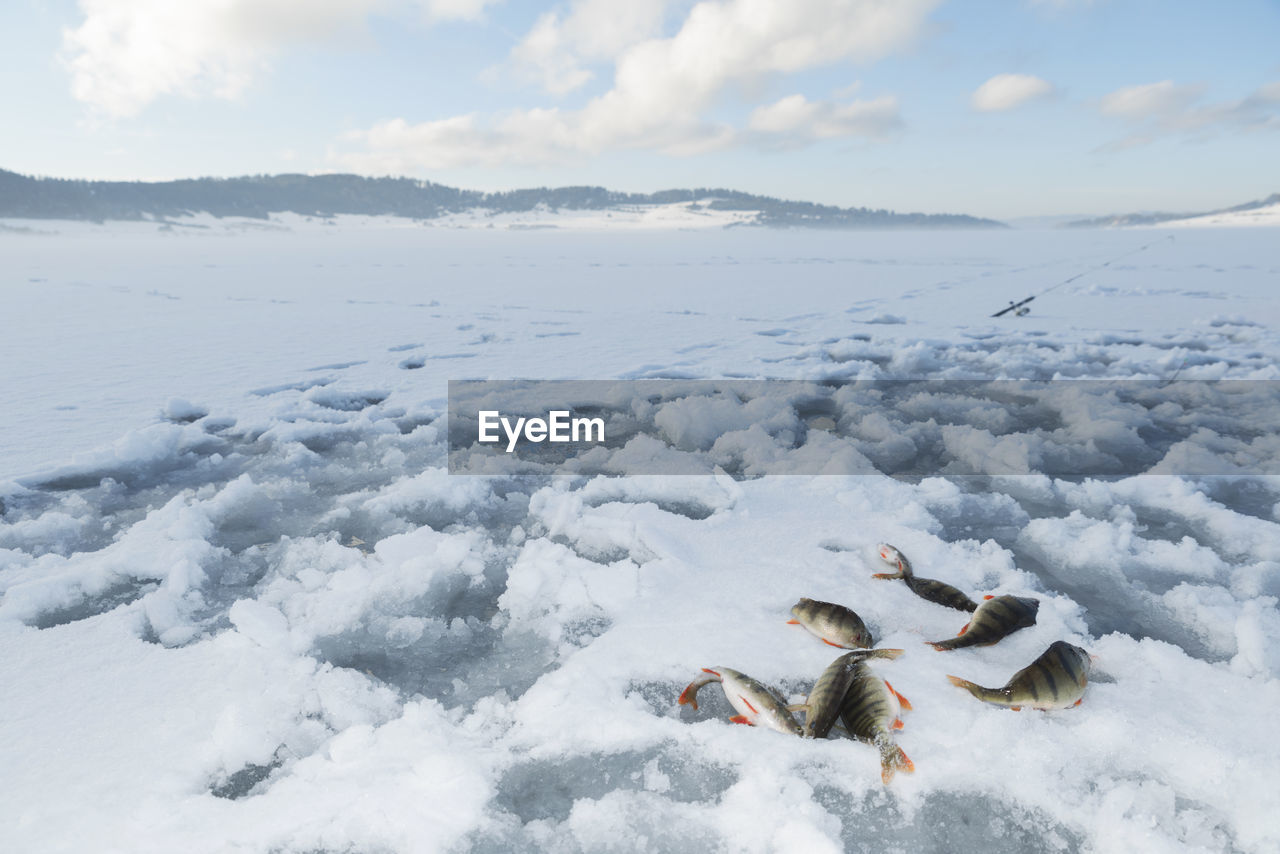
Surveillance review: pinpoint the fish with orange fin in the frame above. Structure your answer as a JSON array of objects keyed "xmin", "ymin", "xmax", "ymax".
[
  {"xmin": 838, "ymin": 658, "xmax": 916, "ymax": 784},
  {"xmin": 678, "ymin": 667, "xmax": 803, "ymax": 736},
  {"xmin": 794, "ymin": 648, "xmax": 905, "ymax": 739},
  {"xmin": 788, "ymin": 597, "xmax": 873, "ymax": 648},
  {"xmin": 874, "ymin": 543, "xmax": 978, "ymax": 613},
  {"xmin": 926, "ymin": 594, "xmax": 1039, "ymax": 651},
  {"xmin": 948, "ymin": 641, "xmax": 1091, "ymax": 710}
]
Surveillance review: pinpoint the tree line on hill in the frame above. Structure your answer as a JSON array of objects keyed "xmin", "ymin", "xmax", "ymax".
[{"xmin": 0, "ymin": 168, "xmax": 1006, "ymax": 229}]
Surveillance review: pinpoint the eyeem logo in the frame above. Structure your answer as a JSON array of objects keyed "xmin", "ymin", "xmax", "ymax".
[{"xmin": 477, "ymin": 410, "xmax": 605, "ymax": 453}]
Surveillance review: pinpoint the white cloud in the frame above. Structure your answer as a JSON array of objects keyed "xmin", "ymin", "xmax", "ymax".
[
  {"xmin": 417, "ymin": 0, "xmax": 501, "ymax": 21},
  {"xmin": 749, "ymin": 94, "xmax": 901, "ymax": 141},
  {"xmin": 508, "ymin": 0, "xmax": 671, "ymax": 95},
  {"xmin": 1099, "ymin": 80, "xmax": 1202, "ymax": 118},
  {"xmin": 970, "ymin": 73, "xmax": 1053, "ymax": 112},
  {"xmin": 61, "ymin": 0, "xmax": 501, "ymax": 119},
  {"xmin": 336, "ymin": 0, "xmax": 937, "ymax": 170},
  {"xmin": 1096, "ymin": 80, "xmax": 1280, "ymax": 150}
]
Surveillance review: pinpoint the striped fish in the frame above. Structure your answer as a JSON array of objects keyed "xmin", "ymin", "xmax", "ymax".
[
  {"xmin": 926, "ymin": 594, "xmax": 1039, "ymax": 651},
  {"xmin": 788, "ymin": 597, "xmax": 873, "ymax": 649},
  {"xmin": 797, "ymin": 648, "xmax": 904, "ymax": 739},
  {"xmin": 838, "ymin": 659, "xmax": 916, "ymax": 784},
  {"xmin": 948, "ymin": 641, "xmax": 1091, "ymax": 710},
  {"xmin": 678, "ymin": 667, "xmax": 803, "ymax": 736},
  {"xmin": 874, "ymin": 543, "xmax": 978, "ymax": 613}
]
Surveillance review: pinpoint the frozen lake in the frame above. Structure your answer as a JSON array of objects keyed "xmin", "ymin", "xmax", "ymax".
[{"xmin": 1, "ymin": 220, "xmax": 1278, "ymax": 853}]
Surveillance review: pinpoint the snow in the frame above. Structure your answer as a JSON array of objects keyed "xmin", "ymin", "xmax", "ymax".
[
  {"xmin": 1159, "ymin": 202, "xmax": 1280, "ymax": 229},
  {"xmin": 2, "ymin": 217, "xmax": 1279, "ymax": 853}
]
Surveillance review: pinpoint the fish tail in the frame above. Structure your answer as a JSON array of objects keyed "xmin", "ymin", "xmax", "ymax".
[
  {"xmin": 946, "ymin": 674, "xmax": 1009, "ymax": 705},
  {"xmin": 678, "ymin": 670, "xmax": 722, "ymax": 710},
  {"xmin": 879, "ymin": 741, "xmax": 915, "ymax": 784},
  {"xmin": 927, "ymin": 638, "xmax": 960, "ymax": 651}
]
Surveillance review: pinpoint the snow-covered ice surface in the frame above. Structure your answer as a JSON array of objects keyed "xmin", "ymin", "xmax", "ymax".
[{"xmin": 2, "ymin": 220, "xmax": 1280, "ymax": 853}]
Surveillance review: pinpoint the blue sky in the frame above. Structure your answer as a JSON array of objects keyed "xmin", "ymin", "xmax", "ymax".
[{"xmin": 2, "ymin": 0, "xmax": 1278, "ymax": 218}]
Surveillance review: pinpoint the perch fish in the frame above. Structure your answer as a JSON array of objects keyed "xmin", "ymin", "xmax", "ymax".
[
  {"xmin": 796, "ymin": 648, "xmax": 904, "ymax": 739},
  {"xmin": 678, "ymin": 667, "xmax": 803, "ymax": 735},
  {"xmin": 788, "ymin": 597, "xmax": 873, "ymax": 649},
  {"xmin": 926, "ymin": 594, "xmax": 1039, "ymax": 651},
  {"xmin": 838, "ymin": 658, "xmax": 916, "ymax": 784},
  {"xmin": 947, "ymin": 641, "xmax": 1091, "ymax": 710},
  {"xmin": 874, "ymin": 543, "xmax": 978, "ymax": 613}
]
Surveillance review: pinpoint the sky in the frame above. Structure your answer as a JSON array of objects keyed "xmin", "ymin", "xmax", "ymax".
[{"xmin": 2, "ymin": 0, "xmax": 1278, "ymax": 219}]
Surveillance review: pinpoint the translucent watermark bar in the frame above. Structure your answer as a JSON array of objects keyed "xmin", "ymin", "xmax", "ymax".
[{"xmin": 447, "ymin": 379, "xmax": 1280, "ymax": 476}]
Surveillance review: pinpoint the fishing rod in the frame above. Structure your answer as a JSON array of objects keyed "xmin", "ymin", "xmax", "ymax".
[{"xmin": 991, "ymin": 233, "xmax": 1175, "ymax": 318}]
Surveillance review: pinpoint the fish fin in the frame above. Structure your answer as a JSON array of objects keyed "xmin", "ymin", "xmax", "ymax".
[
  {"xmin": 729, "ymin": 715, "xmax": 752, "ymax": 725},
  {"xmin": 1010, "ymin": 706, "xmax": 1022, "ymax": 712},
  {"xmin": 884, "ymin": 680, "xmax": 913, "ymax": 711},
  {"xmin": 880, "ymin": 745, "xmax": 914, "ymax": 784},
  {"xmin": 957, "ymin": 623, "xmax": 969, "ymax": 636},
  {"xmin": 1073, "ymin": 698, "xmax": 1083, "ymax": 707},
  {"xmin": 701, "ymin": 668, "xmax": 720, "ymax": 676},
  {"xmin": 866, "ymin": 648, "xmax": 905, "ymax": 660},
  {"xmin": 786, "ymin": 619, "xmax": 801, "ymax": 624},
  {"xmin": 786, "ymin": 703, "xmax": 808, "ymax": 714},
  {"xmin": 926, "ymin": 640, "xmax": 951, "ymax": 651},
  {"xmin": 740, "ymin": 696, "xmax": 759, "ymax": 714},
  {"xmin": 893, "ymin": 718, "xmax": 904, "ymax": 730},
  {"xmin": 983, "ymin": 594, "xmax": 995, "ymax": 600},
  {"xmin": 822, "ymin": 639, "xmax": 846, "ymax": 648},
  {"xmin": 871, "ymin": 572, "xmax": 902, "ymax": 580}
]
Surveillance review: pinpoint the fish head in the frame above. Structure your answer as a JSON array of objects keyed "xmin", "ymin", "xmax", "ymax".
[{"xmin": 877, "ymin": 543, "xmax": 903, "ymax": 565}]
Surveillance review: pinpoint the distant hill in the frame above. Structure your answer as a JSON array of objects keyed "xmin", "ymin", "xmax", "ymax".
[
  {"xmin": 1066, "ymin": 193, "xmax": 1280, "ymax": 228},
  {"xmin": 0, "ymin": 168, "xmax": 1005, "ymax": 230}
]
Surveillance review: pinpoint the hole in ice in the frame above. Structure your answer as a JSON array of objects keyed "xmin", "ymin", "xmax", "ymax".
[
  {"xmin": 491, "ymin": 746, "xmax": 738, "ymax": 825},
  {"xmin": 311, "ymin": 623, "xmax": 554, "ymax": 710},
  {"xmin": 307, "ymin": 389, "xmax": 388, "ymax": 412},
  {"xmin": 30, "ymin": 580, "xmax": 159, "ymax": 629},
  {"xmin": 398, "ymin": 357, "xmax": 425, "ymax": 370},
  {"xmin": 209, "ymin": 754, "xmax": 284, "ymax": 800},
  {"xmin": 811, "ymin": 786, "xmax": 1084, "ymax": 854}
]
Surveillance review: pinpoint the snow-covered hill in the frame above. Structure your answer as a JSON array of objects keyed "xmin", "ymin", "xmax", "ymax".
[{"xmin": 1159, "ymin": 200, "xmax": 1280, "ymax": 228}]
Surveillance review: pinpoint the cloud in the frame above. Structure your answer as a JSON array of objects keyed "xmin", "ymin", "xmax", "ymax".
[
  {"xmin": 1099, "ymin": 80, "xmax": 1202, "ymax": 118},
  {"xmin": 507, "ymin": 0, "xmax": 671, "ymax": 95},
  {"xmin": 61, "ymin": 0, "xmax": 501, "ymax": 119},
  {"xmin": 418, "ymin": 0, "xmax": 501, "ymax": 21},
  {"xmin": 748, "ymin": 94, "xmax": 902, "ymax": 143},
  {"xmin": 336, "ymin": 0, "xmax": 937, "ymax": 170},
  {"xmin": 970, "ymin": 73, "xmax": 1053, "ymax": 112},
  {"xmin": 1097, "ymin": 79, "xmax": 1280, "ymax": 149}
]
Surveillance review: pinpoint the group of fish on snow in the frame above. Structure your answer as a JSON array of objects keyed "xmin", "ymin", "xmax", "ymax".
[{"xmin": 678, "ymin": 544, "xmax": 1092, "ymax": 784}]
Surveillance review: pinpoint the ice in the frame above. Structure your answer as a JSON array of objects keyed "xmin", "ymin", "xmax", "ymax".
[{"xmin": 2, "ymin": 221, "xmax": 1279, "ymax": 852}]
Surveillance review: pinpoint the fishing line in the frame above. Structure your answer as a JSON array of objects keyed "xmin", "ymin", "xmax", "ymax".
[{"xmin": 991, "ymin": 233, "xmax": 1176, "ymax": 318}]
